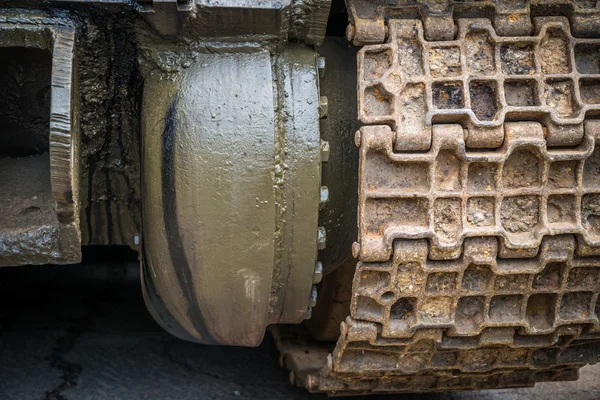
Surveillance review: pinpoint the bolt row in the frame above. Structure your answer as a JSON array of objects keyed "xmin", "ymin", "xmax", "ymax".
[{"xmin": 307, "ymin": 55, "xmax": 328, "ymax": 319}]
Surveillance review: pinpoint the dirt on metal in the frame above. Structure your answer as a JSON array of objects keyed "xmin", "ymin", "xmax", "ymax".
[{"xmin": 276, "ymin": 8, "xmax": 600, "ymax": 396}]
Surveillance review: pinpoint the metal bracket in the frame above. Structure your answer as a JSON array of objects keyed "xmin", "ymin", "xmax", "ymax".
[{"xmin": 138, "ymin": 0, "xmax": 192, "ymax": 37}]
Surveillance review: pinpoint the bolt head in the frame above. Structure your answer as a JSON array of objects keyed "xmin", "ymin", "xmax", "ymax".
[
  {"xmin": 346, "ymin": 24, "xmax": 355, "ymax": 42},
  {"xmin": 313, "ymin": 261, "xmax": 323, "ymax": 284},
  {"xmin": 354, "ymin": 130, "xmax": 362, "ymax": 148},
  {"xmin": 319, "ymin": 186, "xmax": 329, "ymax": 208},
  {"xmin": 317, "ymin": 56, "xmax": 326, "ymax": 78},
  {"xmin": 318, "ymin": 96, "xmax": 328, "ymax": 119},
  {"xmin": 320, "ymin": 140, "xmax": 330, "ymax": 163},
  {"xmin": 317, "ymin": 227, "xmax": 327, "ymax": 250},
  {"xmin": 352, "ymin": 241, "xmax": 360, "ymax": 258},
  {"xmin": 310, "ymin": 285, "xmax": 318, "ymax": 307},
  {"xmin": 304, "ymin": 306, "xmax": 313, "ymax": 320}
]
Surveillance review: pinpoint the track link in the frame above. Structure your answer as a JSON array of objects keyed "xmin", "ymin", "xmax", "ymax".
[{"xmin": 276, "ymin": 5, "xmax": 600, "ymax": 396}]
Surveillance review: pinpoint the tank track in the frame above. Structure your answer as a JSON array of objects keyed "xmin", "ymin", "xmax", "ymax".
[{"xmin": 275, "ymin": 4, "xmax": 600, "ymax": 396}]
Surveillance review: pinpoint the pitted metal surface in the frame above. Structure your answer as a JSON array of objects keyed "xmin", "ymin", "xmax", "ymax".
[
  {"xmin": 281, "ymin": 123, "xmax": 600, "ymax": 395},
  {"xmin": 356, "ymin": 121, "xmax": 600, "ymax": 262},
  {"xmin": 347, "ymin": 0, "xmax": 600, "ymax": 45},
  {"xmin": 275, "ymin": 7, "xmax": 600, "ymax": 396},
  {"xmin": 358, "ymin": 17, "xmax": 600, "ymax": 151}
]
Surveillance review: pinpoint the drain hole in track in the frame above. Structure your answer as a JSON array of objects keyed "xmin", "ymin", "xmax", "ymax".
[
  {"xmin": 470, "ymin": 81, "xmax": 498, "ymax": 121},
  {"xmin": 575, "ymin": 43, "xmax": 600, "ymax": 74},
  {"xmin": 504, "ymin": 80, "xmax": 538, "ymax": 107},
  {"xmin": 433, "ymin": 81, "xmax": 464, "ymax": 109},
  {"xmin": 527, "ymin": 294, "xmax": 557, "ymax": 331}
]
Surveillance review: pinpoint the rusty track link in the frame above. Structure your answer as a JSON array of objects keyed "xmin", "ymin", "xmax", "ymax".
[
  {"xmin": 358, "ymin": 17, "xmax": 600, "ymax": 151},
  {"xmin": 275, "ymin": 8, "xmax": 600, "ymax": 396},
  {"xmin": 276, "ymin": 121, "xmax": 600, "ymax": 394},
  {"xmin": 347, "ymin": 0, "xmax": 600, "ymax": 45}
]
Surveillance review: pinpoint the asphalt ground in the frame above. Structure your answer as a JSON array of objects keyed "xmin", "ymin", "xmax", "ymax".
[{"xmin": 0, "ymin": 260, "xmax": 598, "ymax": 400}]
